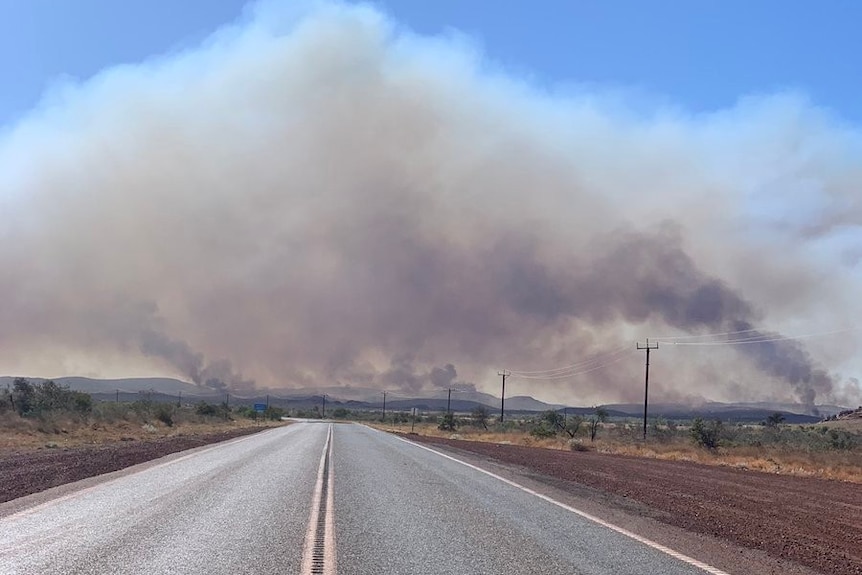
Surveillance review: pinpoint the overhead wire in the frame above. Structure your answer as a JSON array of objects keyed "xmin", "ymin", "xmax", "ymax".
[
  {"xmin": 663, "ymin": 326, "xmax": 861, "ymax": 346},
  {"xmin": 509, "ymin": 352, "xmax": 630, "ymax": 381},
  {"xmin": 507, "ymin": 344, "xmax": 632, "ymax": 375},
  {"xmin": 649, "ymin": 326, "xmax": 764, "ymax": 341},
  {"xmin": 502, "ymin": 322, "xmax": 859, "ymax": 383}
]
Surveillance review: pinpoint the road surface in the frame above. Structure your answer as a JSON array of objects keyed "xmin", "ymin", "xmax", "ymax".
[{"xmin": 1, "ymin": 422, "xmax": 727, "ymax": 574}]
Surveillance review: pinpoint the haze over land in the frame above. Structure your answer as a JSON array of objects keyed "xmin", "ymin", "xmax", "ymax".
[{"xmin": 2, "ymin": 2, "xmax": 861, "ymax": 408}]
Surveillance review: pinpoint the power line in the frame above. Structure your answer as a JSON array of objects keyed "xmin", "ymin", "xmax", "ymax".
[
  {"xmin": 649, "ymin": 327, "xmax": 764, "ymax": 341},
  {"xmin": 509, "ymin": 353, "xmax": 629, "ymax": 381},
  {"xmin": 662, "ymin": 326, "xmax": 860, "ymax": 346},
  {"xmin": 507, "ymin": 344, "xmax": 632, "ymax": 375}
]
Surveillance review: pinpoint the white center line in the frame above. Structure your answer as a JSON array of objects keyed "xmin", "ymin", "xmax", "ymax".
[{"xmin": 301, "ymin": 424, "xmax": 336, "ymax": 575}]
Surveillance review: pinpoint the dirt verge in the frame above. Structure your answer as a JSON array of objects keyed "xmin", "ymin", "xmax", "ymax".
[
  {"xmin": 0, "ymin": 426, "xmax": 271, "ymax": 503},
  {"xmin": 405, "ymin": 434, "xmax": 862, "ymax": 575}
]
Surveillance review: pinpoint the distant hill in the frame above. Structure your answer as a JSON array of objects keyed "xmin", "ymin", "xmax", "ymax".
[
  {"xmin": 0, "ymin": 375, "xmax": 846, "ymax": 422},
  {"xmin": 0, "ymin": 376, "xmax": 200, "ymax": 394}
]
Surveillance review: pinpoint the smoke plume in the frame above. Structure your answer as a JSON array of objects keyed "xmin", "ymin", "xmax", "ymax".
[{"xmin": 1, "ymin": 2, "xmax": 861, "ymax": 407}]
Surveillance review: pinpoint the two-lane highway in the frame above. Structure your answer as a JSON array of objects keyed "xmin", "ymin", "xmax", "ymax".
[{"xmin": 1, "ymin": 422, "xmax": 727, "ymax": 574}]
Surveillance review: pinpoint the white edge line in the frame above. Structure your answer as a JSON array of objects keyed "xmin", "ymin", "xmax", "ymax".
[
  {"xmin": 387, "ymin": 431, "xmax": 731, "ymax": 575},
  {"xmin": 2, "ymin": 427, "xmax": 283, "ymax": 523}
]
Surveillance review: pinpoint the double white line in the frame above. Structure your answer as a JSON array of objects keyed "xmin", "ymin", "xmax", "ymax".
[{"xmin": 301, "ymin": 424, "xmax": 336, "ymax": 575}]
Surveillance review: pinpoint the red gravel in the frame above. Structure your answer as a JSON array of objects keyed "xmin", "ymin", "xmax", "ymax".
[
  {"xmin": 408, "ymin": 434, "xmax": 862, "ymax": 575},
  {"xmin": 0, "ymin": 427, "xmax": 267, "ymax": 503}
]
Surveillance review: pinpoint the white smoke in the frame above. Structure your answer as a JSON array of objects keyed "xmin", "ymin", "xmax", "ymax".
[{"xmin": 1, "ymin": 2, "xmax": 860, "ymax": 407}]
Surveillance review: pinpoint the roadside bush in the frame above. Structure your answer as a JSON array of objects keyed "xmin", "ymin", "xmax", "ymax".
[
  {"xmin": 718, "ymin": 423, "xmax": 860, "ymax": 452},
  {"xmin": 234, "ymin": 405, "xmax": 255, "ymax": 419},
  {"xmin": 154, "ymin": 404, "xmax": 174, "ymax": 427},
  {"xmin": 529, "ymin": 425, "xmax": 556, "ymax": 438},
  {"xmin": 391, "ymin": 411, "xmax": 410, "ymax": 424},
  {"xmin": 827, "ymin": 428, "xmax": 858, "ymax": 450},
  {"xmin": 11, "ymin": 378, "xmax": 36, "ymax": 416},
  {"xmin": 92, "ymin": 401, "xmax": 134, "ymax": 424},
  {"xmin": 9, "ymin": 378, "xmax": 92, "ymax": 417},
  {"xmin": 650, "ymin": 417, "xmax": 679, "ymax": 442},
  {"xmin": 470, "ymin": 406, "xmax": 489, "ymax": 429},
  {"xmin": 691, "ymin": 418, "xmax": 723, "ymax": 450},
  {"xmin": 264, "ymin": 406, "xmax": 286, "ymax": 421},
  {"xmin": 438, "ymin": 412, "xmax": 457, "ymax": 431},
  {"xmin": 331, "ymin": 408, "xmax": 350, "ymax": 419},
  {"xmin": 195, "ymin": 401, "xmax": 217, "ymax": 416},
  {"xmin": 193, "ymin": 400, "xmax": 232, "ymax": 420}
]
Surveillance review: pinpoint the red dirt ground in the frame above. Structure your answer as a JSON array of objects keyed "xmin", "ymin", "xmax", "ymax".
[
  {"xmin": 0, "ymin": 427, "xmax": 266, "ymax": 503},
  {"xmin": 406, "ymin": 434, "xmax": 862, "ymax": 575}
]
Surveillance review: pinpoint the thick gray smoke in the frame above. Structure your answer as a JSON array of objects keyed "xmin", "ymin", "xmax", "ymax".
[{"xmin": 1, "ymin": 2, "xmax": 861, "ymax": 407}]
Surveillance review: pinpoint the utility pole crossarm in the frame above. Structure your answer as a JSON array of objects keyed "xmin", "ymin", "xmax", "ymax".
[
  {"xmin": 497, "ymin": 370, "xmax": 510, "ymax": 422},
  {"xmin": 636, "ymin": 339, "xmax": 659, "ymax": 441}
]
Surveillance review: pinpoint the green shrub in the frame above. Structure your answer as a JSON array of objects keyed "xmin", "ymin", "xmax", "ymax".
[
  {"xmin": 195, "ymin": 401, "xmax": 218, "ymax": 416},
  {"xmin": 438, "ymin": 412, "xmax": 457, "ymax": 431},
  {"xmin": 470, "ymin": 407, "xmax": 489, "ymax": 429},
  {"xmin": 154, "ymin": 404, "xmax": 174, "ymax": 427},
  {"xmin": 9, "ymin": 378, "xmax": 92, "ymax": 417},
  {"xmin": 264, "ymin": 406, "xmax": 286, "ymax": 420},
  {"xmin": 691, "ymin": 418, "xmax": 723, "ymax": 449},
  {"xmin": 529, "ymin": 425, "xmax": 556, "ymax": 438}
]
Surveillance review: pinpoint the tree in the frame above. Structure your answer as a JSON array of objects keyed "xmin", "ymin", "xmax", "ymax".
[
  {"xmin": 588, "ymin": 407, "xmax": 608, "ymax": 442},
  {"xmin": 765, "ymin": 412, "xmax": 785, "ymax": 428},
  {"xmin": 538, "ymin": 410, "xmax": 583, "ymax": 438},
  {"xmin": 563, "ymin": 415, "xmax": 584, "ymax": 438},
  {"xmin": 690, "ymin": 417, "xmax": 723, "ymax": 450},
  {"xmin": 470, "ymin": 406, "xmax": 489, "ymax": 429},
  {"xmin": 11, "ymin": 378, "xmax": 36, "ymax": 416},
  {"xmin": 541, "ymin": 410, "xmax": 564, "ymax": 428}
]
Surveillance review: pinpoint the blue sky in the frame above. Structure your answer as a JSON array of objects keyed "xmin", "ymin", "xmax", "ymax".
[{"xmin": 1, "ymin": 0, "xmax": 860, "ymax": 129}]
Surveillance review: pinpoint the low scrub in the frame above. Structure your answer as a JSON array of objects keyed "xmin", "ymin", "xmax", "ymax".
[
  {"xmin": 387, "ymin": 415, "xmax": 862, "ymax": 483},
  {"xmin": 0, "ymin": 379, "xmax": 288, "ymax": 449},
  {"xmin": 4, "ymin": 378, "xmax": 92, "ymax": 418}
]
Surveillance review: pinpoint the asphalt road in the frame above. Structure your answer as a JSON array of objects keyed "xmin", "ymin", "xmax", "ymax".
[{"xmin": 0, "ymin": 422, "xmax": 726, "ymax": 575}]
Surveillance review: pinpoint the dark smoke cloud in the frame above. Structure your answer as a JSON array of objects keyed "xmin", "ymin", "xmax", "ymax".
[{"xmin": 0, "ymin": 2, "xmax": 860, "ymax": 407}]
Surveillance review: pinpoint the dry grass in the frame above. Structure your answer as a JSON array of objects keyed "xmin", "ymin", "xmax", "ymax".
[
  {"xmin": 597, "ymin": 442, "xmax": 862, "ymax": 483},
  {"xmin": 0, "ymin": 410, "xmax": 284, "ymax": 451},
  {"xmin": 376, "ymin": 420, "xmax": 862, "ymax": 484},
  {"xmin": 820, "ymin": 417, "xmax": 862, "ymax": 431}
]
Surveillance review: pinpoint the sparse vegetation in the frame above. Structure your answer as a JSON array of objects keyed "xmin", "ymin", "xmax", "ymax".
[
  {"xmin": 0, "ymin": 378, "xmax": 286, "ymax": 451},
  {"xmin": 369, "ymin": 409, "xmax": 862, "ymax": 484},
  {"xmin": 438, "ymin": 412, "xmax": 457, "ymax": 431},
  {"xmin": 690, "ymin": 417, "xmax": 723, "ymax": 449},
  {"xmin": 5, "ymin": 379, "xmax": 859, "ymax": 483},
  {"xmin": 470, "ymin": 406, "xmax": 489, "ymax": 429},
  {"xmin": 764, "ymin": 412, "xmax": 785, "ymax": 427},
  {"xmin": 6, "ymin": 378, "xmax": 92, "ymax": 417},
  {"xmin": 331, "ymin": 407, "xmax": 350, "ymax": 419},
  {"xmin": 588, "ymin": 407, "xmax": 608, "ymax": 442}
]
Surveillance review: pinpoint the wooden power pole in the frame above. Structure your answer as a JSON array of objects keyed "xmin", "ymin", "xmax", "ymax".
[
  {"xmin": 498, "ymin": 370, "xmax": 510, "ymax": 422},
  {"xmin": 637, "ymin": 339, "xmax": 659, "ymax": 440}
]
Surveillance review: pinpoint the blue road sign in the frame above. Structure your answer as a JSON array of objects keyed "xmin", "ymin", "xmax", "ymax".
[{"xmin": 254, "ymin": 403, "xmax": 267, "ymax": 412}]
